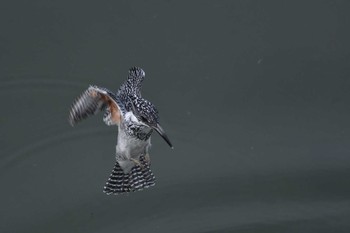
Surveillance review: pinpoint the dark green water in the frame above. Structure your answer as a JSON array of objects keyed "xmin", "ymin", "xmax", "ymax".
[{"xmin": 1, "ymin": 1, "xmax": 350, "ymax": 232}]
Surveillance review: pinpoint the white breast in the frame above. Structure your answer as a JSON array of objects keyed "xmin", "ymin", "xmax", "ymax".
[{"xmin": 115, "ymin": 115, "xmax": 151, "ymax": 161}]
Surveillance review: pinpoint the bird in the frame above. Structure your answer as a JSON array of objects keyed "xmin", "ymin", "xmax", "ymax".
[{"xmin": 68, "ymin": 67, "xmax": 173, "ymax": 195}]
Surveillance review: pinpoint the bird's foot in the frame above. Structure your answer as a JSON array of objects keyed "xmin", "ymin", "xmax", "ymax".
[
  {"xmin": 130, "ymin": 158, "xmax": 142, "ymax": 167},
  {"xmin": 144, "ymin": 153, "xmax": 151, "ymax": 165}
]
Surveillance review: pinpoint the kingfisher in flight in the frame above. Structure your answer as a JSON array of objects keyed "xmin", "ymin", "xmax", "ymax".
[{"xmin": 68, "ymin": 67, "xmax": 173, "ymax": 195}]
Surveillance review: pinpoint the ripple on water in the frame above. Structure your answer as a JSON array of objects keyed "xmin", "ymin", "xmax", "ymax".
[
  {"xmin": 0, "ymin": 127, "xmax": 111, "ymax": 174},
  {"xmin": 0, "ymin": 78, "xmax": 87, "ymax": 92}
]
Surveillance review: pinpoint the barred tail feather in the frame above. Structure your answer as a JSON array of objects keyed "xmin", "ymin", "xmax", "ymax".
[{"xmin": 103, "ymin": 156, "xmax": 155, "ymax": 195}]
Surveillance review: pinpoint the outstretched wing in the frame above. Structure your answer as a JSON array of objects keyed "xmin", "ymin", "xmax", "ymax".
[{"xmin": 68, "ymin": 85, "xmax": 122, "ymax": 126}]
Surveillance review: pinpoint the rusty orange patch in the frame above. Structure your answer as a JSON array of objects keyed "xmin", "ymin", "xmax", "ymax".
[
  {"xmin": 89, "ymin": 90, "xmax": 121, "ymax": 125},
  {"xmin": 109, "ymin": 101, "xmax": 121, "ymax": 125}
]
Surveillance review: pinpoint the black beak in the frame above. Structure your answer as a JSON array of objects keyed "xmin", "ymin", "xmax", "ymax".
[{"xmin": 153, "ymin": 123, "xmax": 173, "ymax": 149}]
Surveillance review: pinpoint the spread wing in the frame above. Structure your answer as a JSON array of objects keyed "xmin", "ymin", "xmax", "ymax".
[{"xmin": 68, "ymin": 85, "xmax": 122, "ymax": 126}]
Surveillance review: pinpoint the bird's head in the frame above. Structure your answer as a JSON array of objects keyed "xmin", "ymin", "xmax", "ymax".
[{"xmin": 129, "ymin": 97, "xmax": 173, "ymax": 148}]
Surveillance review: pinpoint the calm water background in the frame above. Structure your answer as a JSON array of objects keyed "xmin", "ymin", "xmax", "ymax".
[{"xmin": 1, "ymin": 1, "xmax": 350, "ymax": 232}]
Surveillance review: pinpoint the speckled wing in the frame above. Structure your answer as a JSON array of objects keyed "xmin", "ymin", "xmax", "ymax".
[{"xmin": 69, "ymin": 85, "xmax": 123, "ymax": 126}]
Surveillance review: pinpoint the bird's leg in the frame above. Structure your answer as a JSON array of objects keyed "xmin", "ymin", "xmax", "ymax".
[
  {"xmin": 144, "ymin": 153, "xmax": 151, "ymax": 165},
  {"xmin": 130, "ymin": 153, "xmax": 150, "ymax": 168},
  {"xmin": 130, "ymin": 158, "xmax": 141, "ymax": 167}
]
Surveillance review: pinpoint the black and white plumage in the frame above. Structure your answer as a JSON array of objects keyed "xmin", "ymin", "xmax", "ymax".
[{"xmin": 69, "ymin": 67, "xmax": 173, "ymax": 195}]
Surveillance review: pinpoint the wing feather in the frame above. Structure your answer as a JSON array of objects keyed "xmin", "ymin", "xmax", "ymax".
[{"xmin": 68, "ymin": 86, "xmax": 121, "ymax": 126}]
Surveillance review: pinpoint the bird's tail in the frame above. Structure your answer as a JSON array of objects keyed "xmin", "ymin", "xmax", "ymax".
[{"xmin": 103, "ymin": 155, "xmax": 155, "ymax": 195}]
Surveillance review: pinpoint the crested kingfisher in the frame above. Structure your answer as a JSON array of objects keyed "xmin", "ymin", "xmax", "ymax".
[{"xmin": 68, "ymin": 67, "xmax": 173, "ymax": 195}]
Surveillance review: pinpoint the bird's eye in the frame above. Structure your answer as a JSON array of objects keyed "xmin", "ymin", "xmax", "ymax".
[{"xmin": 140, "ymin": 116, "xmax": 148, "ymax": 123}]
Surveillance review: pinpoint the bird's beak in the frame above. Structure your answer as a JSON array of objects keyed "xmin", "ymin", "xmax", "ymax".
[{"xmin": 153, "ymin": 123, "xmax": 173, "ymax": 149}]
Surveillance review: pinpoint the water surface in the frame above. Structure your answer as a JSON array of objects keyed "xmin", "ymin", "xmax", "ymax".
[{"xmin": 1, "ymin": 1, "xmax": 350, "ymax": 232}]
